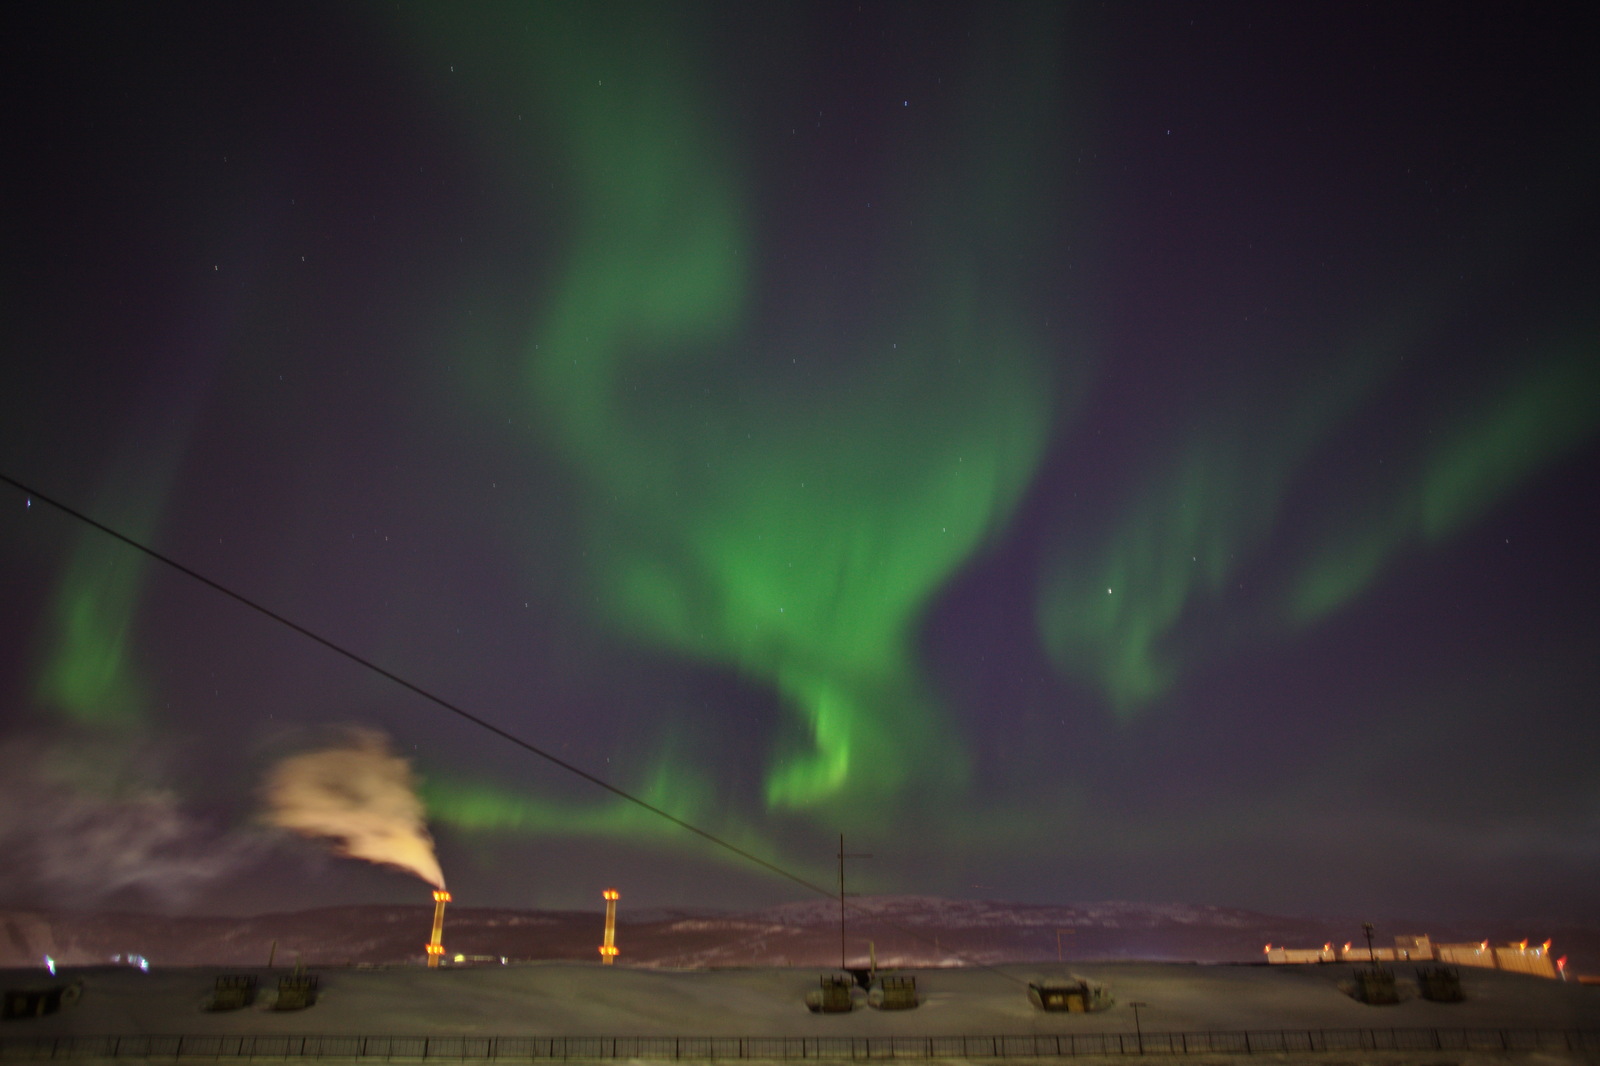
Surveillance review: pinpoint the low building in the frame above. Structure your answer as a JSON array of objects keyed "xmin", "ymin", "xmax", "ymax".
[
  {"xmin": 1492, "ymin": 941, "xmax": 1558, "ymax": 979},
  {"xmin": 1264, "ymin": 944, "xmax": 1335, "ymax": 964},
  {"xmin": 1267, "ymin": 935, "xmax": 1557, "ymax": 979}
]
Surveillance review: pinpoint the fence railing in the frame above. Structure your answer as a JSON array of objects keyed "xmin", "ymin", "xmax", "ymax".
[{"xmin": 0, "ymin": 1028, "xmax": 1595, "ymax": 1060}]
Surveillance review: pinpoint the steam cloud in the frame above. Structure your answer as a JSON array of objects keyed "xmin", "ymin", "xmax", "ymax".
[
  {"xmin": 0, "ymin": 737, "xmax": 258, "ymax": 906},
  {"xmin": 261, "ymin": 728, "xmax": 445, "ymax": 888}
]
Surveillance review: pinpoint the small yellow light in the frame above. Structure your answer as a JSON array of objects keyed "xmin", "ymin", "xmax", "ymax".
[
  {"xmin": 603, "ymin": 889, "xmax": 619, "ymax": 900},
  {"xmin": 434, "ymin": 890, "xmax": 451, "ymax": 902}
]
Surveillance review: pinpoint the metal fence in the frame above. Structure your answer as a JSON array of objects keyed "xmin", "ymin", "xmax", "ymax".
[{"xmin": 0, "ymin": 1029, "xmax": 1595, "ymax": 1060}]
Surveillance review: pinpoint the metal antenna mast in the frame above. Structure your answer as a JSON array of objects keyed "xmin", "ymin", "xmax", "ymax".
[{"xmin": 838, "ymin": 833, "xmax": 872, "ymax": 969}]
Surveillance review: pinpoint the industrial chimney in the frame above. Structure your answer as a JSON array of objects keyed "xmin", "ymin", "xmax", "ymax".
[
  {"xmin": 599, "ymin": 889, "xmax": 619, "ymax": 965},
  {"xmin": 426, "ymin": 890, "xmax": 450, "ymax": 968}
]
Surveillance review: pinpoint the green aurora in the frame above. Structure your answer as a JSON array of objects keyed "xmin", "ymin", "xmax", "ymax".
[
  {"xmin": 1036, "ymin": 252, "xmax": 1598, "ymax": 715},
  {"xmin": 1036, "ymin": 339, "xmax": 1600, "ymax": 715},
  {"xmin": 37, "ymin": 536, "xmax": 150, "ymax": 727},
  {"xmin": 1036, "ymin": 347, "xmax": 1388, "ymax": 713},
  {"xmin": 1289, "ymin": 341, "xmax": 1599, "ymax": 621},
  {"xmin": 35, "ymin": 466, "xmax": 180, "ymax": 729},
  {"xmin": 7, "ymin": 1, "xmax": 1595, "ymax": 918},
  {"xmin": 402, "ymin": 6, "xmax": 1071, "ymax": 832},
  {"xmin": 394, "ymin": 4, "xmax": 1597, "ymax": 848}
]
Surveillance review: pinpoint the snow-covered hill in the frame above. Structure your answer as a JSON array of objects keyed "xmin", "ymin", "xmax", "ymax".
[{"xmin": 4, "ymin": 896, "xmax": 1595, "ymax": 974}]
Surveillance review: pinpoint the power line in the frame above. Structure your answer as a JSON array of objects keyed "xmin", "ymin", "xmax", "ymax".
[
  {"xmin": 1, "ymin": 470, "xmax": 1025, "ymax": 983},
  {"xmin": 2, "ymin": 472, "xmax": 828, "ymax": 894}
]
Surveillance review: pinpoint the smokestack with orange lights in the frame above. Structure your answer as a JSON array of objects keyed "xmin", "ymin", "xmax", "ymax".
[
  {"xmin": 600, "ymin": 889, "xmax": 619, "ymax": 965},
  {"xmin": 426, "ymin": 890, "xmax": 451, "ymax": 968}
]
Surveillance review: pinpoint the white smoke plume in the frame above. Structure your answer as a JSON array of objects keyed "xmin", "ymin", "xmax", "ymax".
[
  {"xmin": 260, "ymin": 727, "xmax": 445, "ymax": 888},
  {"xmin": 0, "ymin": 736, "xmax": 259, "ymax": 906}
]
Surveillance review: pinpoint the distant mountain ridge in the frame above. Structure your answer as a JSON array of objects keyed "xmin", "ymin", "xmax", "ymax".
[{"xmin": 4, "ymin": 895, "xmax": 1594, "ymax": 973}]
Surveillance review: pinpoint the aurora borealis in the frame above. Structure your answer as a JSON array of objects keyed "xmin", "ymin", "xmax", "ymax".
[{"xmin": 1, "ymin": 2, "xmax": 1596, "ymax": 924}]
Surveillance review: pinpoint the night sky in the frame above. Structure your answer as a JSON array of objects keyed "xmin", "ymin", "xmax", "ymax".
[{"xmin": 2, "ymin": 2, "xmax": 1596, "ymax": 925}]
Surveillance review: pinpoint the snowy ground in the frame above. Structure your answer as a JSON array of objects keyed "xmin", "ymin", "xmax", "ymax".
[
  {"xmin": 3, "ymin": 963, "xmax": 1596, "ymax": 1065},
  {"xmin": 2, "ymin": 961, "xmax": 1595, "ymax": 1042}
]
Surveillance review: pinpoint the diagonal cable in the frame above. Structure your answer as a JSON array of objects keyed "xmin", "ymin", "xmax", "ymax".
[{"xmin": 1, "ymin": 470, "xmax": 1027, "ymax": 983}]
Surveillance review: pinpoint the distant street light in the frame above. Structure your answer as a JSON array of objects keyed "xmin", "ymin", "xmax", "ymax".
[
  {"xmin": 1129, "ymin": 1001, "xmax": 1150, "ymax": 1054},
  {"xmin": 1056, "ymin": 928, "xmax": 1075, "ymax": 962},
  {"xmin": 1362, "ymin": 922, "xmax": 1376, "ymax": 964}
]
